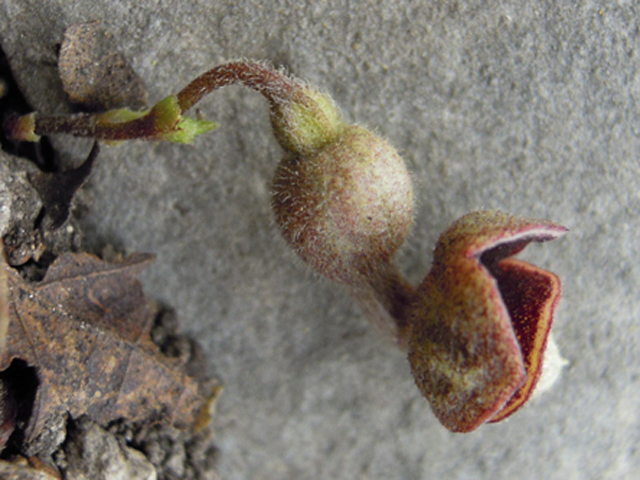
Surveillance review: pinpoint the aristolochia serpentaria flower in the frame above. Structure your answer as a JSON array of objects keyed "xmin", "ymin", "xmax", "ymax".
[{"xmin": 408, "ymin": 211, "xmax": 567, "ymax": 432}]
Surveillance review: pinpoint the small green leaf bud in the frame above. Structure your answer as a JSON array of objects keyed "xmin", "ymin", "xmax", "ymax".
[
  {"xmin": 4, "ymin": 113, "xmax": 40, "ymax": 142},
  {"xmin": 269, "ymin": 86, "xmax": 344, "ymax": 155}
]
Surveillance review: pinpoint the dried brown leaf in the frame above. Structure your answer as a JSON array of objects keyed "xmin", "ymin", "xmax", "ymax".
[{"xmin": 1, "ymin": 252, "xmax": 204, "ymax": 452}]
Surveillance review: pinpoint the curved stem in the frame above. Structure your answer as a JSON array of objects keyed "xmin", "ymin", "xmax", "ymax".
[
  {"xmin": 5, "ymin": 60, "xmax": 300, "ymax": 143},
  {"xmin": 176, "ymin": 61, "xmax": 298, "ymax": 112},
  {"xmin": 348, "ymin": 263, "xmax": 416, "ymax": 350}
]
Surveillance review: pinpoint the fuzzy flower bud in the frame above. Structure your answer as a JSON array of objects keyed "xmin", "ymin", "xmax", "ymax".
[{"xmin": 271, "ymin": 121, "xmax": 413, "ymax": 284}]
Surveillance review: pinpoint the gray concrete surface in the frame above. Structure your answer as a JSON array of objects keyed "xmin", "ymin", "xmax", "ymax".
[{"xmin": 1, "ymin": 1, "xmax": 638, "ymax": 479}]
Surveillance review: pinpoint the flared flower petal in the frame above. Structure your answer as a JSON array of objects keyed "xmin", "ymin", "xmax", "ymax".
[{"xmin": 408, "ymin": 211, "xmax": 566, "ymax": 432}]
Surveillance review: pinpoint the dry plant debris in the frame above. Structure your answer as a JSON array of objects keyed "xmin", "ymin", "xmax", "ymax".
[
  {"xmin": 0, "ymin": 455, "xmax": 61, "ymax": 480},
  {"xmin": 1, "ymin": 252, "xmax": 207, "ymax": 455}
]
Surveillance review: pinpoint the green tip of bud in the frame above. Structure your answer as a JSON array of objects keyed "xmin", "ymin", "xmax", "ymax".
[
  {"xmin": 96, "ymin": 107, "xmax": 148, "ymax": 124},
  {"xmin": 270, "ymin": 87, "xmax": 344, "ymax": 155},
  {"xmin": 5, "ymin": 113, "xmax": 40, "ymax": 142},
  {"xmin": 150, "ymin": 95, "xmax": 217, "ymax": 143},
  {"xmin": 162, "ymin": 116, "xmax": 218, "ymax": 144},
  {"xmin": 93, "ymin": 95, "xmax": 216, "ymax": 144},
  {"xmin": 150, "ymin": 95, "xmax": 183, "ymax": 133}
]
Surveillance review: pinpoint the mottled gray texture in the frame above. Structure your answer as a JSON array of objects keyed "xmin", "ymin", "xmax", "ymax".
[{"xmin": 1, "ymin": 1, "xmax": 638, "ymax": 479}]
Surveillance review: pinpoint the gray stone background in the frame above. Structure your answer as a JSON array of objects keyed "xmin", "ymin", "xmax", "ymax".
[{"xmin": 1, "ymin": 1, "xmax": 638, "ymax": 479}]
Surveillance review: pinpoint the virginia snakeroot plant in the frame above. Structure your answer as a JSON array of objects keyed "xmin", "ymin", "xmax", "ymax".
[{"xmin": 5, "ymin": 60, "xmax": 567, "ymax": 432}]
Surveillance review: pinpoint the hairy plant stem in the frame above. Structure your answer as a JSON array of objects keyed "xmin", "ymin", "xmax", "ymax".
[
  {"xmin": 5, "ymin": 62, "xmax": 303, "ymax": 143},
  {"xmin": 348, "ymin": 263, "xmax": 416, "ymax": 349},
  {"xmin": 28, "ymin": 111, "xmax": 161, "ymax": 141},
  {"xmin": 176, "ymin": 61, "xmax": 299, "ymax": 111}
]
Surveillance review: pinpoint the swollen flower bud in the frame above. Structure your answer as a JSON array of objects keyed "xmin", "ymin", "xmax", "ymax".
[
  {"xmin": 271, "ymin": 122, "xmax": 413, "ymax": 284},
  {"xmin": 263, "ymin": 68, "xmax": 414, "ymax": 340}
]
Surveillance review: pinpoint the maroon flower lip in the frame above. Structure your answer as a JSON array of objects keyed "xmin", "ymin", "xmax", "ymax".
[{"xmin": 408, "ymin": 211, "xmax": 567, "ymax": 432}]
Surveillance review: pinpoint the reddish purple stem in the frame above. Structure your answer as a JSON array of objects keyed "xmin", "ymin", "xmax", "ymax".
[
  {"xmin": 32, "ymin": 112, "xmax": 160, "ymax": 141},
  {"xmin": 176, "ymin": 61, "xmax": 299, "ymax": 112},
  {"xmin": 9, "ymin": 61, "xmax": 301, "ymax": 141}
]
